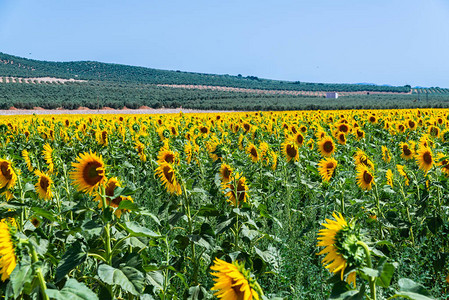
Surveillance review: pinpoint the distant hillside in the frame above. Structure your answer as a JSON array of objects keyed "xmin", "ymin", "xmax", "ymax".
[{"xmin": 0, "ymin": 52, "xmax": 411, "ymax": 93}]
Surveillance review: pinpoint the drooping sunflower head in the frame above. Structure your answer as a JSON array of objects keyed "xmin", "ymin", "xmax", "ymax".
[
  {"xmin": 318, "ymin": 157, "xmax": 338, "ymax": 183},
  {"xmin": 210, "ymin": 258, "xmax": 263, "ymax": 300},
  {"xmin": 155, "ymin": 163, "xmax": 182, "ymax": 195},
  {"xmin": 34, "ymin": 170, "xmax": 53, "ymax": 200},
  {"xmin": 356, "ymin": 164, "xmax": 374, "ymax": 190},
  {"xmin": 0, "ymin": 218, "xmax": 17, "ymax": 281},
  {"xmin": 336, "ymin": 132, "xmax": 346, "ymax": 145},
  {"xmin": 157, "ymin": 148, "xmax": 178, "ymax": 165},
  {"xmin": 219, "ymin": 163, "xmax": 233, "ymax": 183},
  {"xmin": 95, "ymin": 177, "xmax": 133, "ymax": 218},
  {"xmin": 317, "ymin": 212, "xmax": 363, "ymax": 286},
  {"xmin": 22, "ymin": 150, "xmax": 33, "ymax": 172},
  {"xmin": 222, "ymin": 172, "xmax": 249, "ymax": 207},
  {"xmin": 399, "ymin": 142, "xmax": 414, "ymax": 160},
  {"xmin": 318, "ymin": 136, "xmax": 336, "ymax": 157},
  {"xmin": 0, "ymin": 159, "xmax": 17, "ymax": 190},
  {"xmin": 355, "ymin": 128, "xmax": 365, "ymax": 140},
  {"xmin": 70, "ymin": 151, "xmax": 106, "ymax": 194},
  {"xmin": 42, "ymin": 143, "xmax": 54, "ymax": 174},
  {"xmin": 282, "ymin": 140, "xmax": 299, "ymax": 162},
  {"xmin": 415, "ymin": 146, "xmax": 433, "ymax": 174}
]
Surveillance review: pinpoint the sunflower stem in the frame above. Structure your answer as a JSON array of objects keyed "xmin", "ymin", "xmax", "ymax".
[
  {"xmin": 356, "ymin": 241, "xmax": 376, "ymax": 300},
  {"xmin": 27, "ymin": 241, "xmax": 49, "ymax": 300},
  {"xmin": 182, "ymin": 180, "xmax": 198, "ymax": 285}
]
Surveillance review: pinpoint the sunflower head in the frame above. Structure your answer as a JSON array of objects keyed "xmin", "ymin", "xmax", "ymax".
[
  {"xmin": 396, "ymin": 164, "xmax": 409, "ymax": 185},
  {"xmin": 415, "ymin": 146, "xmax": 433, "ymax": 173},
  {"xmin": 222, "ymin": 172, "xmax": 249, "ymax": 207},
  {"xmin": 70, "ymin": 151, "xmax": 106, "ymax": 194},
  {"xmin": 34, "ymin": 170, "xmax": 53, "ymax": 200},
  {"xmin": 318, "ymin": 157, "xmax": 338, "ymax": 183},
  {"xmin": 386, "ymin": 169, "xmax": 393, "ymax": 187},
  {"xmin": 282, "ymin": 140, "xmax": 299, "ymax": 162},
  {"xmin": 95, "ymin": 177, "xmax": 133, "ymax": 218},
  {"xmin": 155, "ymin": 163, "xmax": 182, "ymax": 195},
  {"xmin": 0, "ymin": 159, "xmax": 17, "ymax": 190},
  {"xmin": 219, "ymin": 163, "xmax": 233, "ymax": 183},
  {"xmin": 400, "ymin": 142, "xmax": 414, "ymax": 160},
  {"xmin": 317, "ymin": 212, "xmax": 364, "ymax": 286},
  {"xmin": 356, "ymin": 165, "xmax": 374, "ymax": 190},
  {"xmin": 210, "ymin": 258, "xmax": 263, "ymax": 300},
  {"xmin": 246, "ymin": 143, "xmax": 259, "ymax": 163},
  {"xmin": 0, "ymin": 218, "xmax": 17, "ymax": 281},
  {"xmin": 318, "ymin": 136, "xmax": 336, "ymax": 157},
  {"xmin": 381, "ymin": 146, "xmax": 391, "ymax": 163}
]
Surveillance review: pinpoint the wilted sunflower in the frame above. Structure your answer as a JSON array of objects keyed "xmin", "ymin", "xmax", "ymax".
[
  {"xmin": 34, "ymin": 170, "xmax": 53, "ymax": 200},
  {"xmin": 42, "ymin": 143, "xmax": 54, "ymax": 173},
  {"xmin": 155, "ymin": 163, "xmax": 182, "ymax": 195},
  {"xmin": 222, "ymin": 172, "xmax": 248, "ymax": 207},
  {"xmin": 381, "ymin": 146, "xmax": 391, "ymax": 163},
  {"xmin": 95, "ymin": 177, "xmax": 133, "ymax": 218},
  {"xmin": 415, "ymin": 146, "xmax": 433, "ymax": 173},
  {"xmin": 246, "ymin": 143, "xmax": 259, "ymax": 163},
  {"xmin": 318, "ymin": 136, "xmax": 336, "ymax": 157},
  {"xmin": 0, "ymin": 218, "xmax": 17, "ymax": 281},
  {"xmin": 70, "ymin": 151, "xmax": 106, "ymax": 194},
  {"xmin": 22, "ymin": 150, "xmax": 33, "ymax": 172},
  {"xmin": 210, "ymin": 258, "xmax": 263, "ymax": 300},
  {"xmin": 282, "ymin": 140, "xmax": 299, "ymax": 162},
  {"xmin": 356, "ymin": 165, "xmax": 374, "ymax": 190},
  {"xmin": 317, "ymin": 212, "xmax": 362, "ymax": 287},
  {"xmin": 386, "ymin": 169, "xmax": 393, "ymax": 187},
  {"xmin": 318, "ymin": 157, "xmax": 338, "ymax": 182},
  {"xmin": 0, "ymin": 159, "xmax": 17, "ymax": 190},
  {"xmin": 219, "ymin": 163, "xmax": 233, "ymax": 183},
  {"xmin": 396, "ymin": 164, "xmax": 409, "ymax": 186},
  {"xmin": 399, "ymin": 142, "xmax": 414, "ymax": 160}
]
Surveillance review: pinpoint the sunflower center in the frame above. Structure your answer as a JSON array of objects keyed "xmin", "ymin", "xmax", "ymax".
[
  {"xmin": 231, "ymin": 284, "xmax": 245, "ymax": 300},
  {"xmin": 250, "ymin": 147, "xmax": 258, "ymax": 158},
  {"xmin": 402, "ymin": 145, "xmax": 411, "ymax": 156},
  {"xmin": 339, "ymin": 124, "xmax": 349, "ymax": 133},
  {"xmin": 423, "ymin": 152, "xmax": 432, "ymax": 165},
  {"xmin": 163, "ymin": 165, "xmax": 174, "ymax": 183},
  {"xmin": 200, "ymin": 127, "xmax": 208, "ymax": 133},
  {"xmin": 323, "ymin": 141, "xmax": 333, "ymax": 153},
  {"xmin": 40, "ymin": 176, "xmax": 50, "ymax": 192},
  {"xmin": 83, "ymin": 162, "xmax": 104, "ymax": 186},
  {"xmin": 0, "ymin": 162, "xmax": 12, "ymax": 180},
  {"xmin": 357, "ymin": 130, "xmax": 363, "ymax": 137},
  {"xmin": 326, "ymin": 162, "xmax": 335, "ymax": 169},
  {"xmin": 286, "ymin": 144, "xmax": 297, "ymax": 158},
  {"xmin": 296, "ymin": 134, "xmax": 304, "ymax": 144},
  {"xmin": 339, "ymin": 134, "xmax": 346, "ymax": 142},
  {"xmin": 102, "ymin": 131, "xmax": 107, "ymax": 141},
  {"xmin": 164, "ymin": 154, "xmax": 175, "ymax": 164},
  {"xmin": 222, "ymin": 168, "xmax": 231, "ymax": 179},
  {"xmin": 236, "ymin": 180, "xmax": 246, "ymax": 202},
  {"xmin": 363, "ymin": 171, "xmax": 373, "ymax": 184},
  {"xmin": 244, "ymin": 124, "xmax": 250, "ymax": 131}
]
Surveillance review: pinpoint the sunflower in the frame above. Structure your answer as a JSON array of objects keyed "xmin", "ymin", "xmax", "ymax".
[
  {"xmin": 269, "ymin": 150, "xmax": 278, "ymax": 171},
  {"xmin": 282, "ymin": 140, "xmax": 299, "ymax": 162},
  {"xmin": 246, "ymin": 143, "xmax": 259, "ymax": 163},
  {"xmin": 355, "ymin": 128, "xmax": 365, "ymax": 140},
  {"xmin": 210, "ymin": 258, "xmax": 263, "ymax": 300},
  {"xmin": 42, "ymin": 143, "xmax": 54, "ymax": 173},
  {"xmin": 155, "ymin": 163, "xmax": 182, "ymax": 195},
  {"xmin": 135, "ymin": 141, "xmax": 147, "ymax": 162},
  {"xmin": 437, "ymin": 153, "xmax": 449, "ymax": 176},
  {"xmin": 222, "ymin": 172, "xmax": 248, "ymax": 207},
  {"xmin": 356, "ymin": 165, "xmax": 374, "ymax": 190},
  {"xmin": 428, "ymin": 125, "xmax": 440, "ymax": 138},
  {"xmin": 22, "ymin": 150, "xmax": 33, "ymax": 172},
  {"xmin": 157, "ymin": 148, "xmax": 178, "ymax": 165},
  {"xmin": 318, "ymin": 136, "xmax": 336, "ymax": 157},
  {"xmin": 318, "ymin": 157, "xmax": 338, "ymax": 182},
  {"xmin": 0, "ymin": 159, "xmax": 17, "ymax": 190},
  {"xmin": 184, "ymin": 141, "xmax": 193, "ymax": 164},
  {"xmin": 396, "ymin": 164, "xmax": 409, "ymax": 186},
  {"xmin": 337, "ymin": 123, "xmax": 350, "ymax": 134},
  {"xmin": 415, "ymin": 146, "xmax": 433, "ymax": 173},
  {"xmin": 336, "ymin": 132, "xmax": 346, "ymax": 145},
  {"xmin": 70, "ymin": 151, "xmax": 106, "ymax": 194},
  {"xmin": 259, "ymin": 142, "xmax": 269, "ymax": 159},
  {"xmin": 354, "ymin": 149, "xmax": 374, "ymax": 169},
  {"xmin": 381, "ymin": 146, "xmax": 391, "ymax": 163},
  {"xmin": 95, "ymin": 177, "xmax": 133, "ymax": 218},
  {"xmin": 34, "ymin": 170, "xmax": 53, "ymax": 200},
  {"xmin": 317, "ymin": 212, "xmax": 361, "ymax": 287},
  {"xmin": 0, "ymin": 218, "xmax": 17, "ymax": 281},
  {"xmin": 219, "ymin": 163, "xmax": 233, "ymax": 183},
  {"xmin": 386, "ymin": 169, "xmax": 393, "ymax": 187},
  {"xmin": 96, "ymin": 130, "xmax": 108, "ymax": 146},
  {"xmin": 399, "ymin": 142, "xmax": 414, "ymax": 160},
  {"xmin": 293, "ymin": 133, "xmax": 305, "ymax": 146}
]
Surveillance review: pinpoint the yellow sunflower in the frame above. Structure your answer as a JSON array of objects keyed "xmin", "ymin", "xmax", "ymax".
[
  {"xmin": 0, "ymin": 218, "xmax": 17, "ymax": 281},
  {"xmin": 415, "ymin": 146, "xmax": 433, "ymax": 173},
  {"xmin": 184, "ymin": 141, "xmax": 194, "ymax": 164},
  {"xmin": 437, "ymin": 153, "xmax": 449, "ymax": 176},
  {"xmin": 210, "ymin": 258, "xmax": 263, "ymax": 300},
  {"xmin": 354, "ymin": 149, "xmax": 374, "ymax": 169},
  {"xmin": 356, "ymin": 165, "xmax": 374, "ymax": 190},
  {"xmin": 22, "ymin": 150, "xmax": 33, "ymax": 172},
  {"xmin": 155, "ymin": 163, "xmax": 182, "ymax": 195},
  {"xmin": 95, "ymin": 177, "xmax": 133, "ymax": 218},
  {"xmin": 318, "ymin": 157, "xmax": 338, "ymax": 182},
  {"xmin": 399, "ymin": 142, "xmax": 414, "ymax": 160},
  {"xmin": 96, "ymin": 130, "xmax": 108, "ymax": 146},
  {"xmin": 135, "ymin": 141, "xmax": 147, "ymax": 162},
  {"xmin": 282, "ymin": 140, "xmax": 299, "ymax": 162},
  {"xmin": 222, "ymin": 172, "xmax": 248, "ymax": 207},
  {"xmin": 246, "ymin": 143, "xmax": 259, "ymax": 163},
  {"xmin": 318, "ymin": 136, "xmax": 336, "ymax": 157},
  {"xmin": 0, "ymin": 159, "xmax": 17, "ymax": 190},
  {"xmin": 157, "ymin": 148, "xmax": 178, "ymax": 165},
  {"xmin": 34, "ymin": 170, "xmax": 53, "ymax": 200},
  {"xmin": 381, "ymin": 146, "xmax": 391, "ymax": 163},
  {"xmin": 355, "ymin": 128, "xmax": 365, "ymax": 140},
  {"xmin": 219, "ymin": 163, "xmax": 233, "ymax": 183},
  {"xmin": 336, "ymin": 132, "xmax": 346, "ymax": 145},
  {"xmin": 42, "ymin": 143, "xmax": 54, "ymax": 173},
  {"xmin": 386, "ymin": 169, "xmax": 393, "ymax": 187},
  {"xmin": 293, "ymin": 133, "xmax": 305, "ymax": 146},
  {"xmin": 70, "ymin": 151, "xmax": 106, "ymax": 194},
  {"xmin": 317, "ymin": 212, "xmax": 357, "ymax": 287},
  {"xmin": 396, "ymin": 165, "xmax": 409, "ymax": 186}
]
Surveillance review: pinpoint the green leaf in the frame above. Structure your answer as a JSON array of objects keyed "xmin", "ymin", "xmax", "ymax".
[
  {"xmin": 117, "ymin": 200, "xmax": 139, "ymax": 211},
  {"xmin": 197, "ymin": 205, "xmax": 220, "ymax": 217},
  {"xmin": 360, "ymin": 267, "xmax": 379, "ymax": 278},
  {"xmin": 216, "ymin": 217, "xmax": 235, "ymax": 234},
  {"xmin": 98, "ymin": 264, "xmax": 145, "ymax": 296},
  {"xmin": 31, "ymin": 207, "xmax": 56, "ymax": 222},
  {"xmin": 146, "ymin": 271, "xmax": 164, "ymax": 291},
  {"xmin": 376, "ymin": 261, "xmax": 397, "ymax": 288},
  {"xmin": 47, "ymin": 278, "xmax": 98, "ymax": 300},
  {"xmin": 123, "ymin": 221, "xmax": 161, "ymax": 238},
  {"xmin": 391, "ymin": 292, "xmax": 434, "ymax": 300},
  {"xmin": 397, "ymin": 278, "xmax": 432, "ymax": 296},
  {"xmin": 55, "ymin": 241, "xmax": 87, "ymax": 282},
  {"xmin": 9, "ymin": 260, "xmax": 34, "ymax": 299}
]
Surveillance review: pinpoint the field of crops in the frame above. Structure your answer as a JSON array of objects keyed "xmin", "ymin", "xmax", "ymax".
[{"xmin": 0, "ymin": 109, "xmax": 448, "ymax": 299}]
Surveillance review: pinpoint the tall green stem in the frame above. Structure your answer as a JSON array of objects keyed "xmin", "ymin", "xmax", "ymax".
[
  {"xmin": 27, "ymin": 242, "xmax": 49, "ymax": 300},
  {"xmin": 356, "ymin": 241, "xmax": 376, "ymax": 300}
]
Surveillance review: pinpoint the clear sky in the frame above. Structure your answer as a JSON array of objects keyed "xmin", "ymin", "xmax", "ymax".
[{"xmin": 0, "ymin": 0, "xmax": 448, "ymax": 87}]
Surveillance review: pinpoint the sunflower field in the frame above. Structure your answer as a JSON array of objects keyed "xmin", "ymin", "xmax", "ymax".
[{"xmin": 0, "ymin": 109, "xmax": 448, "ymax": 299}]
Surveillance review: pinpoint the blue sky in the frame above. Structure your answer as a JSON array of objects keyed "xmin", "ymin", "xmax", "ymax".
[{"xmin": 0, "ymin": 0, "xmax": 448, "ymax": 87}]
